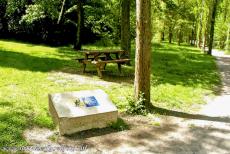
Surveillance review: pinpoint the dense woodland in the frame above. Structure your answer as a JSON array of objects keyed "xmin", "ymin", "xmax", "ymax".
[{"xmin": 0, "ymin": 0, "xmax": 229, "ymax": 52}]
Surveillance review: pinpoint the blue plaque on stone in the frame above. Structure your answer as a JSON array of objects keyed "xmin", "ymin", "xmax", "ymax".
[{"xmin": 80, "ymin": 96, "xmax": 99, "ymax": 107}]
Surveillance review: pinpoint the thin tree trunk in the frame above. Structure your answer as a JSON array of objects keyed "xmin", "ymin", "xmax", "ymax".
[
  {"xmin": 121, "ymin": 0, "xmax": 131, "ymax": 60},
  {"xmin": 135, "ymin": 0, "xmax": 153, "ymax": 109},
  {"xmin": 208, "ymin": 0, "xmax": 218, "ymax": 55},
  {"xmin": 74, "ymin": 1, "xmax": 83, "ymax": 50},
  {"xmin": 202, "ymin": 32, "xmax": 207, "ymax": 52},
  {"xmin": 178, "ymin": 30, "xmax": 182, "ymax": 46},
  {"xmin": 197, "ymin": 0, "xmax": 204, "ymax": 48},
  {"xmin": 226, "ymin": 24, "xmax": 230, "ymax": 51},
  {"xmin": 161, "ymin": 31, "xmax": 165, "ymax": 41},
  {"xmin": 161, "ymin": 24, "xmax": 165, "ymax": 41},
  {"xmin": 194, "ymin": 31, "xmax": 197, "ymax": 46},
  {"xmin": 193, "ymin": 24, "xmax": 197, "ymax": 46},
  {"xmin": 57, "ymin": 0, "xmax": 67, "ymax": 24},
  {"xmin": 169, "ymin": 26, "xmax": 173, "ymax": 43},
  {"xmin": 188, "ymin": 35, "xmax": 190, "ymax": 44},
  {"xmin": 202, "ymin": 15, "xmax": 208, "ymax": 52},
  {"xmin": 191, "ymin": 29, "xmax": 194, "ymax": 46}
]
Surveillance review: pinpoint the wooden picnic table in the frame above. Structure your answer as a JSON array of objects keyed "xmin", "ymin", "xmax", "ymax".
[{"xmin": 76, "ymin": 50, "xmax": 130, "ymax": 77}]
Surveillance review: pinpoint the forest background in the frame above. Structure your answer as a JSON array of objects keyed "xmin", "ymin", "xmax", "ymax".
[{"xmin": 0, "ymin": 0, "xmax": 229, "ymax": 53}]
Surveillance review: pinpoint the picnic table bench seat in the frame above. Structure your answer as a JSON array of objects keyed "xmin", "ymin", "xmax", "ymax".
[{"xmin": 78, "ymin": 58, "xmax": 130, "ymax": 77}]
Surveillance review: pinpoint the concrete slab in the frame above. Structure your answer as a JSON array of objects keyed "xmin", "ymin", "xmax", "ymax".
[{"xmin": 49, "ymin": 89, "xmax": 118, "ymax": 135}]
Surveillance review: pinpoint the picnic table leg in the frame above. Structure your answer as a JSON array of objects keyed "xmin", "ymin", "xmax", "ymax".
[
  {"xmin": 115, "ymin": 53, "xmax": 119, "ymax": 59},
  {"xmin": 95, "ymin": 63, "xmax": 103, "ymax": 77},
  {"xmin": 96, "ymin": 67, "xmax": 103, "ymax": 77},
  {"xmin": 103, "ymin": 64, "xmax": 107, "ymax": 70},
  {"xmin": 83, "ymin": 64, "xmax": 86, "ymax": 73},
  {"xmin": 118, "ymin": 63, "xmax": 121, "ymax": 73}
]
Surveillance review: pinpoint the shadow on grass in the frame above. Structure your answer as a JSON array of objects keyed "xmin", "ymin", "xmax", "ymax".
[
  {"xmin": 0, "ymin": 46, "xmax": 134, "ymax": 81},
  {"xmin": 0, "ymin": 48, "xmax": 78, "ymax": 73},
  {"xmin": 151, "ymin": 105, "xmax": 230, "ymax": 123},
  {"xmin": 0, "ymin": 101, "xmax": 13, "ymax": 107}
]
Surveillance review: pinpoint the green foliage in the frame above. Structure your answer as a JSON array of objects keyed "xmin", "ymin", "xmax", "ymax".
[
  {"xmin": 84, "ymin": 4, "xmax": 114, "ymax": 38},
  {"xmin": 125, "ymin": 93, "xmax": 148, "ymax": 115},
  {"xmin": 21, "ymin": 5, "xmax": 46, "ymax": 24},
  {"xmin": 109, "ymin": 118, "xmax": 129, "ymax": 131},
  {"xmin": 6, "ymin": 0, "xmax": 27, "ymax": 15},
  {"xmin": 84, "ymin": 0, "xmax": 123, "ymax": 43},
  {"xmin": 19, "ymin": 0, "xmax": 60, "ymax": 24},
  {"xmin": 0, "ymin": 0, "xmax": 138, "ymax": 45},
  {"xmin": 0, "ymin": 0, "xmax": 229, "ymax": 48},
  {"xmin": 215, "ymin": 0, "xmax": 230, "ymax": 49}
]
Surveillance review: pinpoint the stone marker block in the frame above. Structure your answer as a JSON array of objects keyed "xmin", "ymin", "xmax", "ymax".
[{"xmin": 48, "ymin": 89, "xmax": 118, "ymax": 135}]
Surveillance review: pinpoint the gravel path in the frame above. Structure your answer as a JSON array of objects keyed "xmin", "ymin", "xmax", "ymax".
[{"xmin": 23, "ymin": 50, "xmax": 230, "ymax": 154}]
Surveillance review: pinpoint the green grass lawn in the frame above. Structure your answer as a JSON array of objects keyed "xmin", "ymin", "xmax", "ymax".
[{"xmin": 0, "ymin": 40, "xmax": 220, "ymax": 146}]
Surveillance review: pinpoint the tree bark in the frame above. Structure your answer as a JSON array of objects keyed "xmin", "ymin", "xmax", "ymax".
[
  {"xmin": 169, "ymin": 26, "xmax": 173, "ymax": 43},
  {"xmin": 74, "ymin": 0, "xmax": 83, "ymax": 50},
  {"xmin": 178, "ymin": 30, "xmax": 182, "ymax": 46},
  {"xmin": 57, "ymin": 0, "xmax": 67, "ymax": 24},
  {"xmin": 197, "ymin": 0, "xmax": 204, "ymax": 48},
  {"xmin": 202, "ymin": 32, "xmax": 207, "ymax": 52},
  {"xmin": 161, "ymin": 24, "xmax": 165, "ymax": 41},
  {"xmin": 194, "ymin": 31, "xmax": 197, "ymax": 47},
  {"xmin": 121, "ymin": 0, "xmax": 131, "ymax": 60},
  {"xmin": 190, "ymin": 29, "xmax": 194, "ymax": 46},
  {"xmin": 226, "ymin": 24, "xmax": 230, "ymax": 51},
  {"xmin": 161, "ymin": 31, "xmax": 165, "ymax": 41},
  {"xmin": 208, "ymin": 0, "xmax": 218, "ymax": 55},
  {"xmin": 135, "ymin": 0, "xmax": 153, "ymax": 109}
]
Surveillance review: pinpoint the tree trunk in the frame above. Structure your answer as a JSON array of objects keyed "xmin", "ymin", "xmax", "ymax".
[
  {"xmin": 161, "ymin": 31, "xmax": 165, "ymax": 41},
  {"xmin": 202, "ymin": 32, "xmax": 207, "ymax": 52},
  {"xmin": 135, "ymin": 0, "xmax": 153, "ymax": 109},
  {"xmin": 197, "ymin": 0, "xmax": 204, "ymax": 48},
  {"xmin": 74, "ymin": 1, "xmax": 83, "ymax": 50},
  {"xmin": 169, "ymin": 26, "xmax": 173, "ymax": 43},
  {"xmin": 188, "ymin": 35, "xmax": 191, "ymax": 44},
  {"xmin": 121, "ymin": 0, "xmax": 131, "ymax": 60},
  {"xmin": 57, "ymin": 0, "xmax": 67, "ymax": 24},
  {"xmin": 208, "ymin": 0, "xmax": 218, "ymax": 55},
  {"xmin": 161, "ymin": 24, "xmax": 165, "ymax": 42},
  {"xmin": 194, "ymin": 31, "xmax": 197, "ymax": 47},
  {"xmin": 226, "ymin": 24, "xmax": 230, "ymax": 51},
  {"xmin": 191, "ymin": 29, "xmax": 194, "ymax": 46},
  {"xmin": 178, "ymin": 30, "xmax": 182, "ymax": 46},
  {"xmin": 193, "ymin": 24, "xmax": 197, "ymax": 46}
]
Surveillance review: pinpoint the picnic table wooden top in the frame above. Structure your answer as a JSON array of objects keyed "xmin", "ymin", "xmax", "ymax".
[{"xmin": 79, "ymin": 50, "xmax": 124, "ymax": 55}]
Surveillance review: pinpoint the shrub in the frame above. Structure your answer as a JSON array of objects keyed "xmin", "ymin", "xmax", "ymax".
[{"xmin": 125, "ymin": 93, "xmax": 148, "ymax": 115}]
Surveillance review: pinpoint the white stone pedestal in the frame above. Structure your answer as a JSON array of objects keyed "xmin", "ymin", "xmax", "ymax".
[{"xmin": 48, "ymin": 89, "xmax": 118, "ymax": 135}]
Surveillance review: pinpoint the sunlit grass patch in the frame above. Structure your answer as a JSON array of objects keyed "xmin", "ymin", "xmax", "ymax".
[
  {"xmin": 151, "ymin": 43, "xmax": 220, "ymax": 111},
  {"xmin": 225, "ymin": 50, "xmax": 230, "ymax": 55}
]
